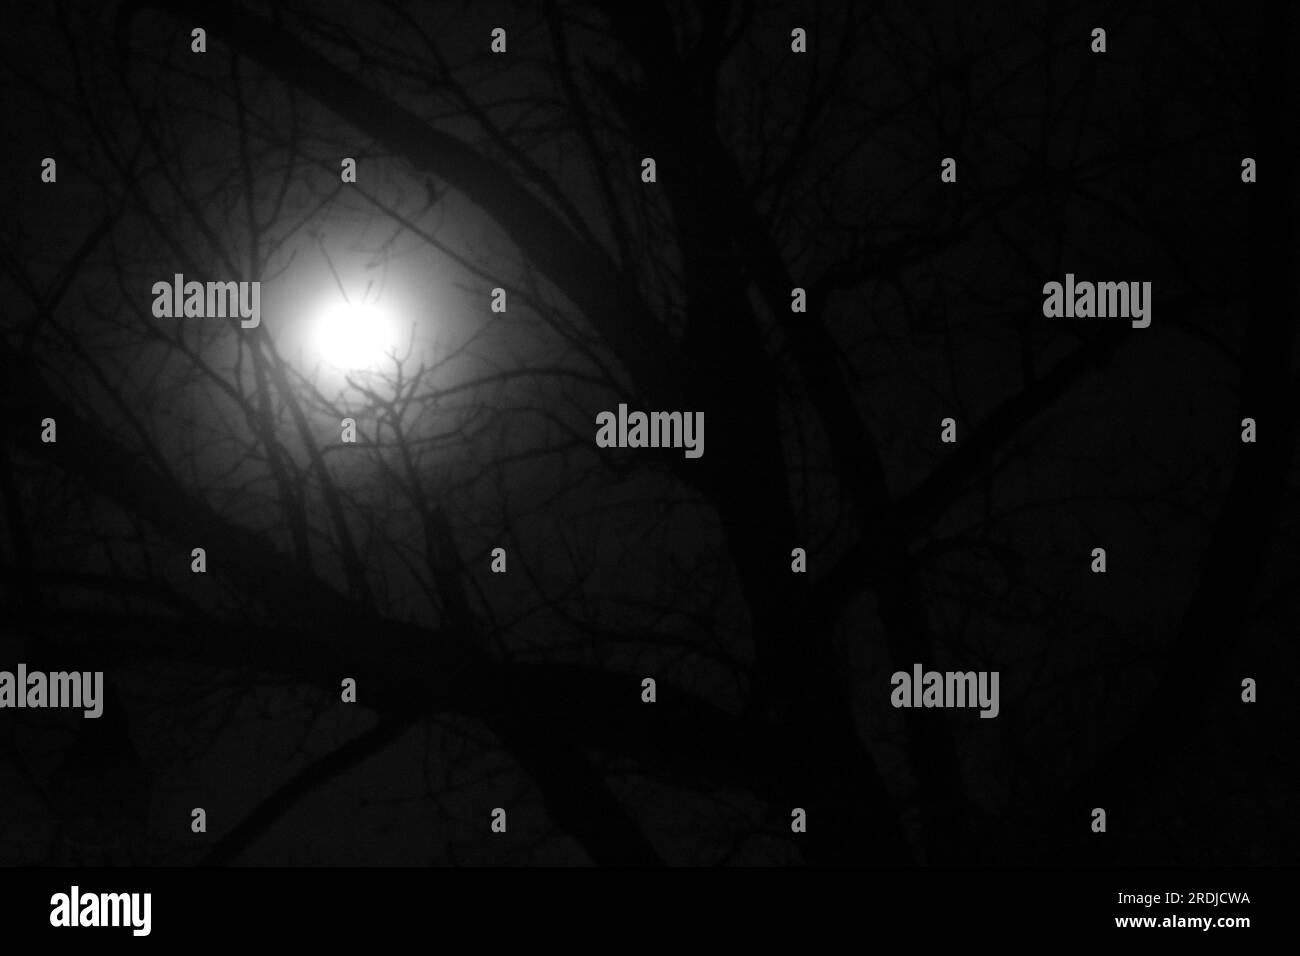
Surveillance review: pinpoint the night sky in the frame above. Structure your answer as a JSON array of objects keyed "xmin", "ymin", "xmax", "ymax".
[{"xmin": 0, "ymin": 0, "xmax": 1295, "ymax": 889}]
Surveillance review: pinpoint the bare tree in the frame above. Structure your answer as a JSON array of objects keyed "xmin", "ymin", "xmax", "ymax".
[{"xmin": 0, "ymin": 0, "xmax": 1294, "ymax": 866}]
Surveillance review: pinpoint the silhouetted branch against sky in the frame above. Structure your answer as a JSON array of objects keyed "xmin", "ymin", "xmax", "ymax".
[{"xmin": 0, "ymin": 0, "xmax": 1294, "ymax": 872}]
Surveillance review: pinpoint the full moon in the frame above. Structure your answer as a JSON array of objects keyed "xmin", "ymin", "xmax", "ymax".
[{"xmin": 314, "ymin": 299, "xmax": 402, "ymax": 370}]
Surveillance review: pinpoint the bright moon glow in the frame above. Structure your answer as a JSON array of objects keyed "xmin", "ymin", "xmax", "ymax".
[{"xmin": 314, "ymin": 300, "xmax": 401, "ymax": 370}]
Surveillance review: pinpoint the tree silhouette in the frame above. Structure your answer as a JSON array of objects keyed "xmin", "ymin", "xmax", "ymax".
[{"xmin": 0, "ymin": 0, "xmax": 1294, "ymax": 866}]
